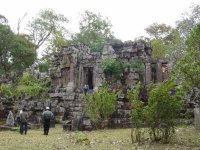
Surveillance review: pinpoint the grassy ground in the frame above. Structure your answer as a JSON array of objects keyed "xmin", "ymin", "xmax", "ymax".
[{"xmin": 0, "ymin": 125, "xmax": 200, "ymax": 150}]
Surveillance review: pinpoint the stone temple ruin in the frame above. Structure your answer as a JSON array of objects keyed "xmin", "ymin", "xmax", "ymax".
[
  {"xmin": 0, "ymin": 39, "xmax": 169, "ymax": 130},
  {"xmin": 47, "ymin": 40, "xmax": 168, "ymax": 130}
]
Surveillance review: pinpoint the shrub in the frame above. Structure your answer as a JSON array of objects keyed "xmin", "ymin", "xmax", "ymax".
[
  {"xmin": 0, "ymin": 84, "xmax": 12, "ymax": 97},
  {"xmin": 128, "ymin": 82, "xmax": 146, "ymax": 143},
  {"xmin": 101, "ymin": 57, "xmax": 122, "ymax": 79},
  {"xmin": 84, "ymin": 84, "xmax": 117, "ymax": 127},
  {"xmin": 124, "ymin": 59, "xmax": 145, "ymax": 75},
  {"xmin": 38, "ymin": 62, "xmax": 49, "ymax": 72},
  {"xmin": 0, "ymin": 83, "xmax": 19, "ymax": 98},
  {"xmin": 144, "ymin": 80, "xmax": 183, "ymax": 143},
  {"xmin": 17, "ymin": 72, "xmax": 45, "ymax": 98}
]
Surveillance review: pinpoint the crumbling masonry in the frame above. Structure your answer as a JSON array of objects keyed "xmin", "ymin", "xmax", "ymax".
[{"xmin": 48, "ymin": 40, "xmax": 168, "ymax": 130}]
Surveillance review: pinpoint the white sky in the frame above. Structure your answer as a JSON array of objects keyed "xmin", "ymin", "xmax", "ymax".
[{"xmin": 1, "ymin": 0, "xmax": 200, "ymax": 41}]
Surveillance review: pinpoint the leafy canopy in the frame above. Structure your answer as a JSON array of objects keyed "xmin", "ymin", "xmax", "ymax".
[
  {"xmin": 0, "ymin": 24, "xmax": 36, "ymax": 75},
  {"xmin": 144, "ymin": 80, "xmax": 183, "ymax": 143},
  {"xmin": 128, "ymin": 82, "xmax": 145, "ymax": 143},
  {"xmin": 73, "ymin": 11, "xmax": 114, "ymax": 52},
  {"xmin": 27, "ymin": 8, "xmax": 68, "ymax": 57},
  {"xmin": 17, "ymin": 72, "xmax": 44, "ymax": 98},
  {"xmin": 101, "ymin": 57, "xmax": 122, "ymax": 79},
  {"xmin": 84, "ymin": 84, "xmax": 117, "ymax": 124},
  {"xmin": 173, "ymin": 23, "xmax": 200, "ymax": 89}
]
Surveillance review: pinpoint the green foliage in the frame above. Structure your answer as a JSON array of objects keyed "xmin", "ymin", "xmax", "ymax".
[
  {"xmin": 42, "ymin": 28, "xmax": 71, "ymax": 66},
  {"xmin": 84, "ymin": 84, "xmax": 117, "ymax": 125},
  {"xmin": 0, "ymin": 83, "xmax": 19, "ymax": 98},
  {"xmin": 0, "ymin": 24, "xmax": 36, "ymax": 75},
  {"xmin": 164, "ymin": 29, "xmax": 185, "ymax": 61},
  {"xmin": 128, "ymin": 82, "xmax": 144, "ymax": 128},
  {"xmin": 73, "ymin": 11, "xmax": 114, "ymax": 52},
  {"xmin": 124, "ymin": 59, "xmax": 145, "ymax": 75},
  {"xmin": 184, "ymin": 109, "xmax": 194, "ymax": 119},
  {"xmin": 127, "ymin": 82, "xmax": 145, "ymax": 143},
  {"xmin": 17, "ymin": 72, "xmax": 44, "ymax": 98},
  {"xmin": 150, "ymin": 39, "xmax": 167, "ymax": 60},
  {"xmin": 27, "ymin": 9, "xmax": 68, "ymax": 53},
  {"xmin": 101, "ymin": 57, "xmax": 122, "ymax": 79},
  {"xmin": 28, "ymin": 9, "xmax": 69, "ymax": 66},
  {"xmin": 145, "ymin": 23, "xmax": 172, "ymax": 39},
  {"xmin": 173, "ymin": 23, "xmax": 200, "ymax": 89},
  {"xmin": 177, "ymin": 4, "xmax": 200, "ymax": 39},
  {"xmin": 174, "ymin": 49, "xmax": 200, "ymax": 88},
  {"xmin": 144, "ymin": 80, "xmax": 183, "ymax": 143},
  {"xmin": 186, "ymin": 23, "xmax": 200, "ymax": 51},
  {"xmin": 74, "ymin": 132, "xmax": 89, "ymax": 144},
  {"xmin": 11, "ymin": 35, "xmax": 36, "ymax": 72},
  {"xmin": 38, "ymin": 62, "xmax": 49, "ymax": 72},
  {"xmin": 128, "ymin": 80, "xmax": 183, "ymax": 144},
  {"xmin": 0, "ymin": 84, "xmax": 12, "ymax": 97},
  {"xmin": 0, "ymin": 24, "xmax": 15, "ymax": 74},
  {"xmin": 145, "ymin": 23, "xmax": 183, "ymax": 61}
]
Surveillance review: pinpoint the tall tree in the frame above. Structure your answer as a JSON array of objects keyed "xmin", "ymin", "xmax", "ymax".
[
  {"xmin": 145, "ymin": 23, "xmax": 173, "ymax": 60},
  {"xmin": 41, "ymin": 30, "xmax": 71, "ymax": 67},
  {"xmin": 73, "ymin": 11, "xmax": 114, "ymax": 52},
  {"xmin": 186, "ymin": 23, "xmax": 200, "ymax": 51},
  {"xmin": 177, "ymin": 4, "xmax": 200, "ymax": 39},
  {"xmin": 173, "ymin": 23, "xmax": 200, "ymax": 105},
  {"xmin": 11, "ymin": 34, "xmax": 36, "ymax": 72},
  {"xmin": 0, "ymin": 25, "xmax": 14, "ymax": 74},
  {"xmin": 145, "ymin": 23, "xmax": 183, "ymax": 62},
  {"xmin": 0, "ymin": 24, "xmax": 36, "ymax": 75},
  {"xmin": 145, "ymin": 23, "xmax": 172, "ymax": 40},
  {"xmin": 27, "ymin": 9, "xmax": 68, "ymax": 53}
]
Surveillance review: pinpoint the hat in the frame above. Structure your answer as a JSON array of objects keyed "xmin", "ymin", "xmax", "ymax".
[{"xmin": 46, "ymin": 107, "xmax": 50, "ymax": 110}]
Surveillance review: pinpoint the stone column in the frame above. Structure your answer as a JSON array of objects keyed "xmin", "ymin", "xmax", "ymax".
[
  {"xmin": 69, "ymin": 63, "xmax": 74, "ymax": 82},
  {"xmin": 94, "ymin": 64, "xmax": 103, "ymax": 90},
  {"xmin": 69, "ymin": 63, "xmax": 74, "ymax": 89},
  {"xmin": 78, "ymin": 65, "xmax": 83, "ymax": 88},
  {"xmin": 145, "ymin": 63, "xmax": 151, "ymax": 84},
  {"xmin": 194, "ymin": 108, "xmax": 200, "ymax": 130}
]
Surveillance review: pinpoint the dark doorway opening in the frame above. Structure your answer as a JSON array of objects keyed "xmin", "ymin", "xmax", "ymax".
[
  {"xmin": 87, "ymin": 68, "xmax": 93, "ymax": 89},
  {"xmin": 151, "ymin": 63, "xmax": 157, "ymax": 83}
]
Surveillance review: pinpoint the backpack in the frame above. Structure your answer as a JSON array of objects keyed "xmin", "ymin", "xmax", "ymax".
[{"xmin": 43, "ymin": 111, "xmax": 52, "ymax": 120}]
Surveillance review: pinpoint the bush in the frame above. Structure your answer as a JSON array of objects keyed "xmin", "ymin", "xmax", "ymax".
[
  {"xmin": 144, "ymin": 80, "xmax": 183, "ymax": 143},
  {"xmin": 84, "ymin": 84, "xmax": 117, "ymax": 127},
  {"xmin": 101, "ymin": 57, "xmax": 122, "ymax": 79},
  {"xmin": 38, "ymin": 62, "xmax": 49, "ymax": 72},
  {"xmin": 17, "ymin": 72, "xmax": 45, "ymax": 98},
  {"xmin": 128, "ymin": 82, "xmax": 145, "ymax": 143},
  {"xmin": 0, "ymin": 83, "xmax": 19, "ymax": 98},
  {"xmin": 124, "ymin": 59, "xmax": 144, "ymax": 75}
]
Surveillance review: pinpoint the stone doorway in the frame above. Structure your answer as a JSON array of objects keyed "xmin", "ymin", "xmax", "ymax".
[
  {"xmin": 151, "ymin": 63, "xmax": 157, "ymax": 83},
  {"xmin": 84, "ymin": 67, "xmax": 93, "ymax": 89}
]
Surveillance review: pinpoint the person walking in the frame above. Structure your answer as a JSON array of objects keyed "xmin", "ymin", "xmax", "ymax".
[
  {"xmin": 42, "ymin": 107, "xmax": 54, "ymax": 135},
  {"xmin": 18, "ymin": 109, "xmax": 23, "ymax": 134},
  {"xmin": 19, "ymin": 108, "xmax": 28, "ymax": 135},
  {"xmin": 83, "ymin": 84, "xmax": 89, "ymax": 95}
]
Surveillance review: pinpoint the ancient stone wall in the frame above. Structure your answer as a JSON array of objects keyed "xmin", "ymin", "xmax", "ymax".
[
  {"xmin": 47, "ymin": 40, "xmax": 160, "ymax": 129},
  {"xmin": 0, "ymin": 40, "xmax": 170, "ymax": 130}
]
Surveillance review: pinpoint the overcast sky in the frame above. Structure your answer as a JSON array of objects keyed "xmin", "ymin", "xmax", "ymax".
[{"xmin": 1, "ymin": 0, "xmax": 200, "ymax": 41}]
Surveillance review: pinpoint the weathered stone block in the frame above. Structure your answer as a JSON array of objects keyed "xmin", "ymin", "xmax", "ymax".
[{"xmin": 194, "ymin": 108, "xmax": 200, "ymax": 130}]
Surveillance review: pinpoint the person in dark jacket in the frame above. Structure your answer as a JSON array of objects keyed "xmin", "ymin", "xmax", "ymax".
[
  {"xmin": 19, "ymin": 108, "xmax": 28, "ymax": 135},
  {"xmin": 83, "ymin": 84, "xmax": 89, "ymax": 95},
  {"xmin": 42, "ymin": 107, "xmax": 54, "ymax": 135}
]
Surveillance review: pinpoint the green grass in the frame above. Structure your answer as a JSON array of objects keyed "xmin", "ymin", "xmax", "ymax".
[{"xmin": 0, "ymin": 125, "xmax": 200, "ymax": 150}]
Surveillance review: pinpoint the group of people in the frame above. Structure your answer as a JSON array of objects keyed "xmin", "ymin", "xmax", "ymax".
[{"xmin": 18, "ymin": 107, "xmax": 54, "ymax": 135}]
